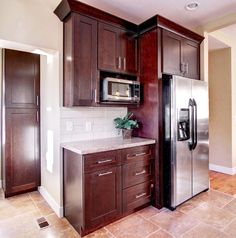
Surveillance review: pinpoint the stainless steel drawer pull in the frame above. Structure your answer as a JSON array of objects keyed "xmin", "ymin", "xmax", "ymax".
[
  {"xmin": 97, "ymin": 159, "xmax": 112, "ymax": 164},
  {"xmin": 98, "ymin": 171, "xmax": 112, "ymax": 177},
  {"xmin": 135, "ymin": 192, "xmax": 146, "ymax": 199},
  {"xmin": 134, "ymin": 152, "xmax": 147, "ymax": 157},
  {"xmin": 135, "ymin": 170, "xmax": 146, "ymax": 176}
]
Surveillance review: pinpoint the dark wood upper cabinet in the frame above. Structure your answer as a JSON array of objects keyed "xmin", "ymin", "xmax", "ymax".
[
  {"xmin": 4, "ymin": 49, "xmax": 40, "ymax": 109},
  {"xmin": 183, "ymin": 39, "xmax": 199, "ymax": 79},
  {"xmin": 98, "ymin": 23, "xmax": 120, "ymax": 72},
  {"xmin": 120, "ymin": 30, "xmax": 138, "ymax": 74},
  {"xmin": 98, "ymin": 22, "xmax": 138, "ymax": 75},
  {"xmin": 64, "ymin": 13, "xmax": 98, "ymax": 106},
  {"xmin": 162, "ymin": 29, "xmax": 200, "ymax": 79},
  {"xmin": 162, "ymin": 30, "xmax": 182, "ymax": 76}
]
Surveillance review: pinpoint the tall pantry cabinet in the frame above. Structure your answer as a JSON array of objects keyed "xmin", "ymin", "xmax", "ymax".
[{"xmin": 1, "ymin": 49, "xmax": 40, "ymax": 197}]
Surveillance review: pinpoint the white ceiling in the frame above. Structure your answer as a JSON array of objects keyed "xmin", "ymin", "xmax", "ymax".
[
  {"xmin": 49, "ymin": 0, "xmax": 236, "ymax": 29},
  {"xmin": 208, "ymin": 35, "xmax": 230, "ymax": 51}
]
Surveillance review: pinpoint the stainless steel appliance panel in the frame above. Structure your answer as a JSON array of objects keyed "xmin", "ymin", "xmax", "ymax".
[
  {"xmin": 171, "ymin": 76, "xmax": 192, "ymax": 207},
  {"xmin": 192, "ymin": 80, "xmax": 209, "ymax": 195}
]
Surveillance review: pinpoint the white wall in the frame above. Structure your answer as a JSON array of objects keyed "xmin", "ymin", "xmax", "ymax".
[{"xmin": 208, "ymin": 49, "xmax": 232, "ymax": 169}]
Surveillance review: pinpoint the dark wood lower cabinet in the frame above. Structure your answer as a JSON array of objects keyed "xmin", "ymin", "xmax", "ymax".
[
  {"xmin": 3, "ymin": 108, "xmax": 40, "ymax": 197},
  {"xmin": 63, "ymin": 143, "xmax": 155, "ymax": 236},
  {"xmin": 84, "ymin": 166, "xmax": 122, "ymax": 232}
]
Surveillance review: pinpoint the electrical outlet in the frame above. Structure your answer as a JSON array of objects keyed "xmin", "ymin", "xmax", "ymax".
[
  {"xmin": 66, "ymin": 121, "xmax": 73, "ymax": 131},
  {"xmin": 85, "ymin": 121, "xmax": 92, "ymax": 132}
]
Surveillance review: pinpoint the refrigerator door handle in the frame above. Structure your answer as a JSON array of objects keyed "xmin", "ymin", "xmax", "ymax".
[
  {"xmin": 188, "ymin": 99, "xmax": 194, "ymax": 151},
  {"xmin": 192, "ymin": 99, "xmax": 198, "ymax": 150}
]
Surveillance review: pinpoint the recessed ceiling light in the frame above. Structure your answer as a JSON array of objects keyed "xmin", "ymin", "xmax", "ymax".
[{"xmin": 185, "ymin": 2, "xmax": 199, "ymax": 11}]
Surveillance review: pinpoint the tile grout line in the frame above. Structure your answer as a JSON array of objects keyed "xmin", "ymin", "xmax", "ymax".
[
  {"xmin": 136, "ymin": 211, "xmax": 177, "ymax": 238},
  {"xmin": 210, "ymin": 188, "xmax": 236, "ymax": 199},
  {"xmin": 104, "ymin": 227, "xmax": 116, "ymax": 238},
  {"xmin": 28, "ymin": 192, "xmax": 44, "ymax": 217},
  {"xmin": 28, "ymin": 192, "xmax": 54, "ymax": 217},
  {"xmin": 219, "ymin": 215, "xmax": 236, "ymax": 233}
]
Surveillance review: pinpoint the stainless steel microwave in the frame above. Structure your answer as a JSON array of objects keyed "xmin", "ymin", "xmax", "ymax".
[{"xmin": 102, "ymin": 77, "xmax": 140, "ymax": 103}]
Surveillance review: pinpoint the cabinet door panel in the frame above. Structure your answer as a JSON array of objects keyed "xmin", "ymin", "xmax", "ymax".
[
  {"xmin": 5, "ymin": 109, "xmax": 40, "ymax": 196},
  {"xmin": 98, "ymin": 23, "xmax": 120, "ymax": 72},
  {"xmin": 183, "ymin": 40, "xmax": 199, "ymax": 79},
  {"xmin": 85, "ymin": 166, "xmax": 122, "ymax": 230},
  {"xmin": 4, "ymin": 49, "xmax": 40, "ymax": 109},
  {"xmin": 73, "ymin": 14, "xmax": 97, "ymax": 105},
  {"xmin": 120, "ymin": 30, "xmax": 138, "ymax": 74},
  {"xmin": 162, "ymin": 30, "xmax": 182, "ymax": 76}
]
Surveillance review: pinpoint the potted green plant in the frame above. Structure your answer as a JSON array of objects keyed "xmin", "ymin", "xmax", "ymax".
[{"xmin": 114, "ymin": 112, "xmax": 139, "ymax": 139}]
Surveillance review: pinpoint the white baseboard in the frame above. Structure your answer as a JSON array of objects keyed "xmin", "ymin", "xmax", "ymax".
[
  {"xmin": 209, "ymin": 164, "xmax": 236, "ymax": 175},
  {"xmin": 0, "ymin": 180, "xmax": 2, "ymax": 189},
  {"xmin": 38, "ymin": 186, "xmax": 63, "ymax": 218}
]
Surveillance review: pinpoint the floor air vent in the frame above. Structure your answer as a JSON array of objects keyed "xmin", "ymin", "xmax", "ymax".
[{"xmin": 36, "ymin": 217, "xmax": 49, "ymax": 229}]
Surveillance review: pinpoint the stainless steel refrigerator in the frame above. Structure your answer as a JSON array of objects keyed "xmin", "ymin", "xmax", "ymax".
[{"xmin": 163, "ymin": 74, "xmax": 209, "ymax": 210}]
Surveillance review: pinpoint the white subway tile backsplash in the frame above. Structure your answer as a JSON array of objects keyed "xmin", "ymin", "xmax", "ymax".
[{"xmin": 60, "ymin": 107, "xmax": 127, "ymax": 143}]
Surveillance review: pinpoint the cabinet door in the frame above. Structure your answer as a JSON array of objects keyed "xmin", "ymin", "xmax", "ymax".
[
  {"xmin": 120, "ymin": 30, "xmax": 138, "ymax": 74},
  {"xmin": 4, "ymin": 49, "xmax": 40, "ymax": 109},
  {"xmin": 85, "ymin": 166, "xmax": 122, "ymax": 230},
  {"xmin": 98, "ymin": 22, "xmax": 120, "ymax": 72},
  {"xmin": 4, "ymin": 108, "xmax": 40, "ymax": 197},
  {"xmin": 183, "ymin": 40, "xmax": 200, "ymax": 79},
  {"xmin": 73, "ymin": 14, "xmax": 98, "ymax": 106},
  {"xmin": 162, "ymin": 30, "xmax": 182, "ymax": 76}
]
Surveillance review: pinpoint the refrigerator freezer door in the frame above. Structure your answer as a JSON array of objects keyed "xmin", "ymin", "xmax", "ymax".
[
  {"xmin": 171, "ymin": 76, "xmax": 192, "ymax": 207},
  {"xmin": 192, "ymin": 80, "xmax": 209, "ymax": 196}
]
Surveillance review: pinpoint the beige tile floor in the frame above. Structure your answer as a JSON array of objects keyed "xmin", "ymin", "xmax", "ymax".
[{"xmin": 1, "ymin": 175, "xmax": 236, "ymax": 237}]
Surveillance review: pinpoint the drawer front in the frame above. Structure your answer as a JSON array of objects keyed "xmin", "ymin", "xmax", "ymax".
[
  {"xmin": 123, "ymin": 159, "xmax": 154, "ymax": 188},
  {"xmin": 122, "ymin": 145, "xmax": 154, "ymax": 163},
  {"xmin": 84, "ymin": 150, "xmax": 121, "ymax": 173},
  {"xmin": 123, "ymin": 181, "xmax": 154, "ymax": 213}
]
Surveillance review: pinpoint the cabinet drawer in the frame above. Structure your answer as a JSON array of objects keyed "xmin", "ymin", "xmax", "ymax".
[
  {"xmin": 122, "ymin": 145, "xmax": 154, "ymax": 163},
  {"xmin": 123, "ymin": 181, "xmax": 154, "ymax": 213},
  {"xmin": 84, "ymin": 150, "xmax": 121, "ymax": 173},
  {"xmin": 123, "ymin": 159, "xmax": 154, "ymax": 188}
]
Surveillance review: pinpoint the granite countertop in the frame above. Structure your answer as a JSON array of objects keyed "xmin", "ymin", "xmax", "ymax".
[{"xmin": 61, "ymin": 137, "xmax": 156, "ymax": 155}]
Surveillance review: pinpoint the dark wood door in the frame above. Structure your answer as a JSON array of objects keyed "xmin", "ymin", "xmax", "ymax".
[
  {"xmin": 4, "ymin": 108, "xmax": 40, "ymax": 197},
  {"xmin": 73, "ymin": 14, "xmax": 98, "ymax": 106},
  {"xmin": 98, "ymin": 22, "xmax": 120, "ymax": 72},
  {"xmin": 85, "ymin": 166, "xmax": 122, "ymax": 231},
  {"xmin": 4, "ymin": 49, "xmax": 40, "ymax": 109},
  {"xmin": 162, "ymin": 29, "xmax": 182, "ymax": 76},
  {"xmin": 120, "ymin": 30, "xmax": 138, "ymax": 74},
  {"xmin": 183, "ymin": 40, "xmax": 200, "ymax": 79}
]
